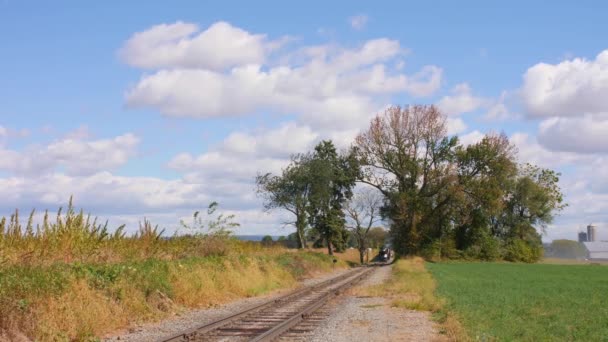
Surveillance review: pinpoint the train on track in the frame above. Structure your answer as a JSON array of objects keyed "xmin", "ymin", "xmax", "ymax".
[{"xmin": 379, "ymin": 244, "xmax": 392, "ymax": 262}]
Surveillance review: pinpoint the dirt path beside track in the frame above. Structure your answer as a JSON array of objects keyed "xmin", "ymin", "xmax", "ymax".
[{"xmin": 308, "ymin": 265, "xmax": 444, "ymax": 342}]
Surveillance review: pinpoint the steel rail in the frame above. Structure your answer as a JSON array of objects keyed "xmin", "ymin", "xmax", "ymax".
[
  {"xmin": 158, "ymin": 266, "xmax": 370, "ymax": 342},
  {"xmin": 250, "ymin": 267, "xmax": 373, "ymax": 342}
]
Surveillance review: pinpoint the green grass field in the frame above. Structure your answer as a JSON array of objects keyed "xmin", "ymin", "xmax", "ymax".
[{"xmin": 427, "ymin": 262, "xmax": 608, "ymax": 341}]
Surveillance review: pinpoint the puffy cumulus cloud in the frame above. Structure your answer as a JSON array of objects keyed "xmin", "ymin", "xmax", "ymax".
[
  {"xmin": 446, "ymin": 117, "xmax": 467, "ymax": 135},
  {"xmin": 221, "ymin": 122, "xmax": 318, "ymax": 158},
  {"xmin": 123, "ymin": 22, "xmax": 443, "ymax": 126},
  {"xmin": 0, "ymin": 172, "xmax": 207, "ymax": 214},
  {"xmin": 484, "ymin": 91, "xmax": 519, "ymax": 121},
  {"xmin": 171, "ymin": 152, "xmax": 287, "ymax": 182},
  {"xmin": 349, "ymin": 14, "xmax": 368, "ymax": 30},
  {"xmin": 168, "ymin": 122, "xmax": 323, "ymax": 183},
  {"xmin": 510, "ymin": 133, "xmax": 591, "ymax": 168},
  {"xmin": 522, "ymin": 50, "xmax": 608, "ymax": 118},
  {"xmin": 538, "ymin": 116, "xmax": 608, "ymax": 154},
  {"xmin": 119, "ymin": 21, "xmax": 279, "ymax": 70},
  {"xmin": 437, "ymin": 83, "xmax": 488, "ymax": 116},
  {"xmin": 0, "ymin": 132, "xmax": 139, "ymax": 176},
  {"xmin": 0, "ymin": 125, "xmax": 30, "ymax": 144},
  {"xmin": 459, "ymin": 130, "xmax": 485, "ymax": 146}
]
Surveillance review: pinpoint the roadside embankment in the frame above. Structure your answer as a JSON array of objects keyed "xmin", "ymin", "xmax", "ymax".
[{"xmin": 0, "ymin": 250, "xmax": 346, "ymax": 341}]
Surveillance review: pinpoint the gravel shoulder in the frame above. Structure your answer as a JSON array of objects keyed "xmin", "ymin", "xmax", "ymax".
[
  {"xmin": 308, "ymin": 265, "xmax": 444, "ymax": 342},
  {"xmin": 103, "ymin": 268, "xmax": 351, "ymax": 342}
]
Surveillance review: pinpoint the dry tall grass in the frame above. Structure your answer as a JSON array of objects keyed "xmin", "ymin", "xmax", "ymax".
[
  {"xmin": 0, "ymin": 199, "xmax": 259, "ymax": 267},
  {"xmin": 0, "ymin": 201, "xmax": 346, "ymax": 341}
]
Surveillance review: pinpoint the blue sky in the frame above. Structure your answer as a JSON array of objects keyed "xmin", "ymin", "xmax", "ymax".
[{"xmin": 1, "ymin": 1, "xmax": 607, "ymax": 241}]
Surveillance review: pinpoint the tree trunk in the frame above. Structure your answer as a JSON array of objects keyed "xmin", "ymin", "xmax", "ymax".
[
  {"xmin": 359, "ymin": 248, "xmax": 365, "ymax": 264},
  {"xmin": 297, "ymin": 229, "xmax": 306, "ymax": 249},
  {"xmin": 327, "ymin": 239, "xmax": 334, "ymax": 256},
  {"xmin": 296, "ymin": 214, "xmax": 307, "ymax": 249}
]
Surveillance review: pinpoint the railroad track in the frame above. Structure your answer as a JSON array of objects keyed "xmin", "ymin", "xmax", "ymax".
[{"xmin": 159, "ymin": 266, "xmax": 375, "ymax": 342}]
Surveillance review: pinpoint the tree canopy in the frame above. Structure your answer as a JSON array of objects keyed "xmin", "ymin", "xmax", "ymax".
[
  {"xmin": 257, "ymin": 104, "xmax": 565, "ymax": 262},
  {"xmin": 353, "ymin": 105, "xmax": 565, "ymax": 261}
]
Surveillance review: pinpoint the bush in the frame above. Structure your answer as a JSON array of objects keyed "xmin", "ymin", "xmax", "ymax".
[
  {"xmin": 504, "ymin": 239, "xmax": 542, "ymax": 263},
  {"xmin": 421, "ymin": 238, "xmax": 460, "ymax": 261}
]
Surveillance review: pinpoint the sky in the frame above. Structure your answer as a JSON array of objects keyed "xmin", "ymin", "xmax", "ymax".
[{"xmin": 1, "ymin": 0, "xmax": 607, "ymax": 241}]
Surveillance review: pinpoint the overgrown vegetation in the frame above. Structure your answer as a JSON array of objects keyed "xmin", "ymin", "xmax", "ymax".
[
  {"xmin": 0, "ymin": 200, "xmax": 346, "ymax": 341},
  {"xmin": 354, "ymin": 105, "xmax": 565, "ymax": 261},
  {"xmin": 259, "ymin": 105, "xmax": 565, "ymax": 262},
  {"xmin": 427, "ymin": 262, "xmax": 608, "ymax": 341}
]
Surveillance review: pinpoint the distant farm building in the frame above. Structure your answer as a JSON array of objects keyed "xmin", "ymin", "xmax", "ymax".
[
  {"xmin": 582, "ymin": 242, "xmax": 608, "ymax": 260},
  {"xmin": 587, "ymin": 224, "xmax": 597, "ymax": 242},
  {"xmin": 578, "ymin": 224, "xmax": 598, "ymax": 243}
]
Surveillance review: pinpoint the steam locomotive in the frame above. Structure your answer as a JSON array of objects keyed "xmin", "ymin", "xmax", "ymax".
[{"xmin": 379, "ymin": 245, "xmax": 392, "ymax": 262}]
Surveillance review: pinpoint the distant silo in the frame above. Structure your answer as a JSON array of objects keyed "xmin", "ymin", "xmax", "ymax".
[
  {"xmin": 587, "ymin": 224, "xmax": 597, "ymax": 242},
  {"xmin": 578, "ymin": 231, "xmax": 588, "ymax": 243}
]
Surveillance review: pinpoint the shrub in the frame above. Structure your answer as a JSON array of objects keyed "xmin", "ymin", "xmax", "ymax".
[{"xmin": 504, "ymin": 239, "xmax": 542, "ymax": 263}]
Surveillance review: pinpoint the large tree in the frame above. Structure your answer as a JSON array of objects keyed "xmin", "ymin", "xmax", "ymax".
[
  {"xmin": 354, "ymin": 105, "xmax": 565, "ymax": 261},
  {"xmin": 255, "ymin": 156, "xmax": 312, "ymax": 249},
  {"xmin": 307, "ymin": 141, "xmax": 358, "ymax": 255},
  {"xmin": 452, "ymin": 134, "xmax": 518, "ymax": 254},
  {"xmin": 498, "ymin": 164, "xmax": 566, "ymax": 261},
  {"xmin": 354, "ymin": 105, "xmax": 458, "ymax": 255}
]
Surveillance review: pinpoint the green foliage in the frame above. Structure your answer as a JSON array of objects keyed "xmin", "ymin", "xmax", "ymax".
[
  {"xmin": 306, "ymin": 141, "xmax": 358, "ymax": 255},
  {"xmin": 256, "ymin": 156, "xmax": 313, "ymax": 249},
  {"xmin": 428, "ymin": 262, "xmax": 608, "ymax": 341},
  {"xmin": 504, "ymin": 239, "xmax": 543, "ymax": 263},
  {"xmin": 366, "ymin": 227, "xmax": 387, "ymax": 249},
  {"xmin": 354, "ymin": 106, "xmax": 565, "ymax": 261},
  {"xmin": 261, "ymin": 235, "xmax": 274, "ymax": 246}
]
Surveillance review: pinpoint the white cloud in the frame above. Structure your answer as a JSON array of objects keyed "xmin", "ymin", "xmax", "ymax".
[
  {"xmin": 459, "ymin": 130, "xmax": 485, "ymax": 146},
  {"xmin": 168, "ymin": 122, "xmax": 322, "ymax": 182},
  {"xmin": 119, "ymin": 21, "xmax": 278, "ymax": 70},
  {"xmin": 446, "ymin": 117, "xmax": 467, "ymax": 135},
  {"xmin": 484, "ymin": 91, "xmax": 518, "ymax": 120},
  {"xmin": 0, "ymin": 132, "xmax": 139, "ymax": 176},
  {"xmin": 510, "ymin": 132, "xmax": 590, "ymax": 168},
  {"xmin": 538, "ymin": 116, "xmax": 608, "ymax": 153},
  {"xmin": 522, "ymin": 50, "xmax": 608, "ymax": 118},
  {"xmin": 0, "ymin": 172, "xmax": 207, "ymax": 214},
  {"xmin": 350, "ymin": 14, "xmax": 368, "ymax": 30},
  {"xmin": 437, "ymin": 83, "xmax": 488, "ymax": 115},
  {"xmin": 222, "ymin": 122, "xmax": 318, "ymax": 158},
  {"xmin": 0, "ymin": 125, "xmax": 30, "ymax": 144},
  {"xmin": 123, "ymin": 22, "xmax": 443, "ymax": 127}
]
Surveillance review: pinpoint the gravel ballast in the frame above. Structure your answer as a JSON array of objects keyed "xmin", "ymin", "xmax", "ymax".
[
  {"xmin": 103, "ymin": 268, "xmax": 351, "ymax": 342},
  {"xmin": 105, "ymin": 265, "xmax": 443, "ymax": 342}
]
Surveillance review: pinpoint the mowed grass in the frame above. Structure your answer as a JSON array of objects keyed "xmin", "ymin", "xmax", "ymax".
[{"xmin": 427, "ymin": 262, "xmax": 608, "ymax": 341}]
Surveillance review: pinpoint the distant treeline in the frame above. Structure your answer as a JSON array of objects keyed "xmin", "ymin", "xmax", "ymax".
[{"xmin": 257, "ymin": 227, "xmax": 387, "ymax": 249}]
